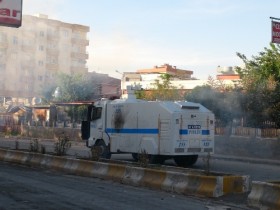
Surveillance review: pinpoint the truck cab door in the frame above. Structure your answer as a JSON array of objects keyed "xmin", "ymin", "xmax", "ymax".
[{"xmin": 89, "ymin": 106, "xmax": 104, "ymax": 141}]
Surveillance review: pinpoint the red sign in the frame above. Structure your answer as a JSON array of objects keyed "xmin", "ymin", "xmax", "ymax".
[
  {"xmin": 272, "ymin": 21, "xmax": 280, "ymax": 44},
  {"xmin": 0, "ymin": 0, "xmax": 22, "ymax": 28}
]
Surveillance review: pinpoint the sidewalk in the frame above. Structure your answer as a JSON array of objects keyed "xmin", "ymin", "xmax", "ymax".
[{"xmin": 210, "ymin": 154, "xmax": 280, "ymax": 166}]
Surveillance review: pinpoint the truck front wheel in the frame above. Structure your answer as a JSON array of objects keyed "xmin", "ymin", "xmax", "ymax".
[{"xmin": 93, "ymin": 140, "xmax": 111, "ymax": 159}]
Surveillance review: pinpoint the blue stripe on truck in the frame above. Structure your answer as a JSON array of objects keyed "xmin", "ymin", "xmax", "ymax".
[
  {"xmin": 106, "ymin": 128, "xmax": 210, "ymax": 135},
  {"xmin": 179, "ymin": 130, "xmax": 188, "ymax": 135},
  {"xmin": 179, "ymin": 129, "xmax": 210, "ymax": 135},
  {"xmin": 106, "ymin": 128, "xmax": 159, "ymax": 134}
]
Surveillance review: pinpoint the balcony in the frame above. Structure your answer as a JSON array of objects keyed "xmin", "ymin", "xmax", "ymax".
[
  {"xmin": 46, "ymin": 48, "xmax": 59, "ymax": 56},
  {"xmin": 22, "ymin": 45, "xmax": 36, "ymax": 53},
  {"xmin": 47, "ymin": 34, "xmax": 59, "ymax": 41},
  {"xmin": 46, "ymin": 63, "xmax": 59, "ymax": 71},
  {"xmin": 21, "ymin": 61, "xmax": 35, "ymax": 68},
  {"xmin": 71, "ymin": 38, "xmax": 89, "ymax": 46},
  {"xmin": 71, "ymin": 52, "xmax": 89, "ymax": 60},
  {"xmin": 70, "ymin": 66, "xmax": 88, "ymax": 74}
]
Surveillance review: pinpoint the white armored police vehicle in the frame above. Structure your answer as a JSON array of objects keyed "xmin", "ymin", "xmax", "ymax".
[{"xmin": 81, "ymin": 86, "xmax": 215, "ymax": 167}]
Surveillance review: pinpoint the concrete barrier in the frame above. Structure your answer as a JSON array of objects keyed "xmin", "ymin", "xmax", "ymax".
[
  {"xmin": 0, "ymin": 148, "xmax": 250, "ymax": 198},
  {"xmin": 248, "ymin": 181, "xmax": 280, "ymax": 210}
]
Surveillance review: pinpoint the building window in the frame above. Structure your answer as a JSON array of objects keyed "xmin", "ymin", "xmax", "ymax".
[
  {"xmin": 11, "ymin": 53, "xmax": 17, "ymax": 60},
  {"xmin": 48, "ymin": 42, "xmax": 56, "ymax": 49},
  {"xmin": 24, "ymin": 70, "xmax": 29, "ymax": 76},
  {"xmin": 47, "ymin": 56, "xmax": 57, "ymax": 64},
  {"xmin": 72, "ymin": 32, "xmax": 80, "ymax": 39},
  {"xmin": 0, "ymin": 32, "xmax": 7, "ymax": 42},
  {"xmin": 38, "ymin": 60, "xmax": 44, "ymax": 66},
  {"xmin": 39, "ymin": 45, "xmax": 44, "ymax": 51},
  {"xmin": 38, "ymin": 75, "xmax": 43, "ymax": 81},
  {"xmin": 78, "ymin": 59, "xmax": 86, "ymax": 64},
  {"xmin": 13, "ymin": 36, "xmax": 18, "ymax": 45},
  {"xmin": 39, "ymin": 31, "xmax": 44, "ymax": 37},
  {"xmin": 62, "ymin": 30, "xmax": 69, "ymax": 37},
  {"xmin": 0, "ymin": 64, "xmax": 6, "ymax": 71}
]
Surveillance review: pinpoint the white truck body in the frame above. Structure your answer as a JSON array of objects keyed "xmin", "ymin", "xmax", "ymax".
[{"xmin": 84, "ymin": 92, "xmax": 215, "ymax": 159}]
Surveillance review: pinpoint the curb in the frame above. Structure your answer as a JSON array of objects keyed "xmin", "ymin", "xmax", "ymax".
[
  {"xmin": 0, "ymin": 148, "xmax": 250, "ymax": 198},
  {"xmin": 248, "ymin": 181, "xmax": 280, "ymax": 209}
]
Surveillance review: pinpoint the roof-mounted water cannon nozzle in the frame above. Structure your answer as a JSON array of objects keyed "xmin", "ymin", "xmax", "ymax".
[{"xmin": 121, "ymin": 85, "xmax": 141, "ymax": 99}]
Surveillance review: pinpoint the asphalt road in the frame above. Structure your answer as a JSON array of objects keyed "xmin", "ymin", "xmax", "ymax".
[
  {"xmin": 0, "ymin": 162, "xmax": 251, "ymax": 210},
  {"xmin": 2, "ymin": 138, "xmax": 279, "ymax": 209}
]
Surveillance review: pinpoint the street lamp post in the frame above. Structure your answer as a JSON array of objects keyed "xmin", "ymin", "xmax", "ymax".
[{"xmin": 115, "ymin": 70, "xmax": 125, "ymax": 95}]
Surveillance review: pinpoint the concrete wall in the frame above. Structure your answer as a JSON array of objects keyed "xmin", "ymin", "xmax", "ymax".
[{"xmin": 21, "ymin": 126, "xmax": 81, "ymax": 141}]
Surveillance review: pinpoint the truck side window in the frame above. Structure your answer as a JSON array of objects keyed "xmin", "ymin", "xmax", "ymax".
[
  {"xmin": 91, "ymin": 107, "xmax": 102, "ymax": 120},
  {"xmin": 96, "ymin": 107, "xmax": 102, "ymax": 119}
]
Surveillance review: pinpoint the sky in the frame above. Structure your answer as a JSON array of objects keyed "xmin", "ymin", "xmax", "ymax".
[{"xmin": 23, "ymin": 0, "xmax": 280, "ymax": 79}]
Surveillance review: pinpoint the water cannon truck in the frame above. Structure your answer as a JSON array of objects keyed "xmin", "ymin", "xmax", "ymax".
[{"xmin": 81, "ymin": 86, "xmax": 215, "ymax": 167}]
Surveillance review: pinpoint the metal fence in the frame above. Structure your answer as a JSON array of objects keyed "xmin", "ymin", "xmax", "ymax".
[{"xmin": 215, "ymin": 126, "xmax": 280, "ymax": 138}]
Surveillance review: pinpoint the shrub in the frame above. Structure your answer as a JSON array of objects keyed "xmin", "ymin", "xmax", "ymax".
[
  {"xmin": 54, "ymin": 133, "xmax": 71, "ymax": 156},
  {"xmin": 137, "ymin": 150, "xmax": 150, "ymax": 168},
  {"xmin": 29, "ymin": 139, "xmax": 39, "ymax": 152},
  {"xmin": 90, "ymin": 146, "xmax": 102, "ymax": 161}
]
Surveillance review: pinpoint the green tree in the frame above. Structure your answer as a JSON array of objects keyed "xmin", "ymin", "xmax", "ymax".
[
  {"xmin": 138, "ymin": 74, "xmax": 182, "ymax": 101},
  {"xmin": 236, "ymin": 43, "xmax": 280, "ymax": 84},
  {"xmin": 54, "ymin": 73, "xmax": 95, "ymax": 102},
  {"xmin": 236, "ymin": 43, "xmax": 280, "ymax": 127},
  {"xmin": 40, "ymin": 73, "xmax": 97, "ymax": 123},
  {"xmin": 41, "ymin": 85, "xmax": 57, "ymax": 104}
]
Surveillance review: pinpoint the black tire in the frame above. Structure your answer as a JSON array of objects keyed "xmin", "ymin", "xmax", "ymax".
[
  {"xmin": 149, "ymin": 155, "xmax": 165, "ymax": 164},
  {"xmin": 132, "ymin": 153, "xmax": 139, "ymax": 161},
  {"xmin": 95, "ymin": 140, "xmax": 111, "ymax": 159},
  {"xmin": 174, "ymin": 155, "xmax": 198, "ymax": 167}
]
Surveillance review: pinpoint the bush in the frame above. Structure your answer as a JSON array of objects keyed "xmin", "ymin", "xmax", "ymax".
[
  {"xmin": 137, "ymin": 150, "xmax": 150, "ymax": 168},
  {"xmin": 40, "ymin": 144, "xmax": 46, "ymax": 154},
  {"xmin": 90, "ymin": 146, "xmax": 102, "ymax": 161},
  {"xmin": 54, "ymin": 133, "xmax": 71, "ymax": 156},
  {"xmin": 29, "ymin": 139, "xmax": 39, "ymax": 152}
]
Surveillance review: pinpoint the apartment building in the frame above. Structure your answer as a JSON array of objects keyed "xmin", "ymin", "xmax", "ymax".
[
  {"xmin": 122, "ymin": 64, "xmax": 240, "ymax": 94},
  {"xmin": 87, "ymin": 71, "xmax": 121, "ymax": 99},
  {"xmin": 216, "ymin": 66, "xmax": 240, "ymax": 81},
  {"xmin": 122, "ymin": 64, "xmax": 207, "ymax": 91},
  {"xmin": 0, "ymin": 14, "xmax": 89, "ymax": 104}
]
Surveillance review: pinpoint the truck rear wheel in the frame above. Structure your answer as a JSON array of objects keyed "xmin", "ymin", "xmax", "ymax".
[
  {"xmin": 132, "ymin": 153, "xmax": 139, "ymax": 161},
  {"xmin": 94, "ymin": 140, "xmax": 111, "ymax": 159},
  {"xmin": 174, "ymin": 155, "xmax": 198, "ymax": 167},
  {"xmin": 150, "ymin": 155, "xmax": 165, "ymax": 164}
]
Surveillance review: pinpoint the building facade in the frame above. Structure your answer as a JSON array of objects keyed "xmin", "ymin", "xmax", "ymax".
[
  {"xmin": 0, "ymin": 14, "xmax": 89, "ymax": 104},
  {"xmin": 121, "ymin": 64, "xmax": 241, "ymax": 97},
  {"xmin": 87, "ymin": 72, "xmax": 121, "ymax": 99},
  {"xmin": 122, "ymin": 64, "xmax": 208, "ymax": 92},
  {"xmin": 216, "ymin": 66, "xmax": 241, "ymax": 87}
]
